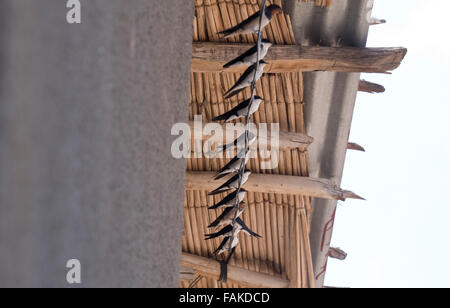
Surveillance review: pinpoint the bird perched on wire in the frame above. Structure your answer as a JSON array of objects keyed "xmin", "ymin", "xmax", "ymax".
[
  {"xmin": 208, "ymin": 189, "xmax": 247, "ymax": 210},
  {"xmin": 214, "ymin": 235, "xmax": 239, "ymax": 256},
  {"xmin": 213, "ymin": 96, "xmax": 264, "ymax": 122},
  {"xmin": 205, "ymin": 217, "xmax": 261, "ymax": 240},
  {"xmin": 214, "ymin": 149, "xmax": 249, "ymax": 180},
  {"xmin": 205, "ymin": 132, "xmax": 257, "ymax": 157},
  {"xmin": 223, "ymin": 39, "xmax": 273, "ymax": 69},
  {"xmin": 208, "ymin": 170, "xmax": 251, "ymax": 196},
  {"xmin": 221, "ymin": 132, "xmax": 257, "ymax": 151},
  {"xmin": 208, "ymin": 202, "xmax": 245, "ymax": 228},
  {"xmin": 223, "ymin": 61, "xmax": 268, "ymax": 99},
  {"xmin": 217, "ymin": 4, "xmax": 282, "ymax": 39}
]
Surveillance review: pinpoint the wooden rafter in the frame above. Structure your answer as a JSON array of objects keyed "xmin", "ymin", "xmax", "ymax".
[
  {"xmin": 347, "ymin": 142, "xmax": 366, "ymax": 152},
  {"xmin": 189, "ymin": 121, "xmax": 314, "ymax": 151},
  {"xmin": 181, "ymin": 252, "xmax": 290, "ymax": 288},
  {"xmin": 358, "ymin": 79, "xmax": 385, "ymax": 93},
  {"xmin": 186, "ymin": 172, "xmax": 364, "ymax": 201},
  {"xmin": 191, "ymin": 42, "xmax": 407, "ymax": 73}
]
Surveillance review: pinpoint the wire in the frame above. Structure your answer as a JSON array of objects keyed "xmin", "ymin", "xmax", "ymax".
[
  {"xmin": 227, "ymin": 0, "xmax": 268, "ymax": 251},
  {"xmin": 188, "ymin": 274, "xmax": 204, "ymax": 288}
]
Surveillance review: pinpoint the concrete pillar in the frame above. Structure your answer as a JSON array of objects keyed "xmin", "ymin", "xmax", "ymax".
[
  {"xmin": 283, "ymin": 0, "xmax": 370, "ymax": 287},
  {"xmin": 0, "ymin": 0, "xmax": 193, "ymax": 287}
]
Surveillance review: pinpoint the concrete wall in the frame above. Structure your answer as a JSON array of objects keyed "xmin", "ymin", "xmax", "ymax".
[
  {"xmin": 284, "ymin": 0, "xmax": 370, "ymax": 287},
  {"xmin": 0, "ymin": 0, "xmax": 193, "ymax": 287}
]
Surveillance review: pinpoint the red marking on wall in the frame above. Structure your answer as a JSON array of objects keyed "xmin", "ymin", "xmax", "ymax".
[
  {"xmin": 320, "ymin": 208, "xmax": 336, "ymax": 252},
  {"xmin": 315, "ymin": 260, "xmax": 328, "ymax": 280}
]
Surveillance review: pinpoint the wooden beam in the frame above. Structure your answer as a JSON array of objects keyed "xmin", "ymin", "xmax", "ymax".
[
  {"xmin": 369, "ymin": 17, "xmax": 386, "ymax": 26},
  {"xmin": 189, "ymin": 121, "xmax": 313, "ymax": 151},
  {"xmin": 192, "ymin": 42, "xmax": 407, "ymax": 73},
  {"xmin": 179, "ymin": 266, "xmax": 196, "ymax": 281},
  {"xmin": 181, "ymin": 252, "xmax": 290, "ymax": 288},
  {"xmin": 185, "ymin": 172, "xmax": 364, "ymax": 201},
  {"xmin": 347, "ymin": 142, "xmax": 366, "ymax": 152},
  {"xmin": 328, "ymin": 247, "xmax": 347, "ymax": 260},
  {"xmin": 358, "ymin": 79, "xmax": 385, "ymax": 93}
]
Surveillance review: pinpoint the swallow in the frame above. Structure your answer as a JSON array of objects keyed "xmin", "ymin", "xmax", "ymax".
[
  {"xmin": 217, "ymin": 4, "xmax": 282, "ymax": 39},
  {"xmin": 205, "ymin": 132, "xmax": 257, "ymax": 157},
  {"xmin": 208, "ymin": 202, "xmax": 245, "ymax": 228},
  {"xmin": 223, "ymin": 61, "xmax": 268, "ymax": 99},
  {"xmin": 235, "ymin": 217, "xmax": 261, "ymax": 238},
  {"xmin": 214, "ymin": 235, "xmax": 239, "ymax": 255},
  {"xmin": 223, "ymin": 39, "xmax": 273, "ymax": 69},
  {"xmin": 205, "ymin": 217, "xmax": 261, "ymax": 240},
  {"xmin": 214, "ymin": 149, "xmax": 249, "ymax": 180},
  {"xmin": 208, "ymin": 170, "xmax": 251, "ymax": 196},
  {"xmin": 213, "ymin": 96, "xmax": 264, "ymax": 122},
  {"xmin": 218, "ymin": 131, "xmax": 257, "ymax": 153},
  {"xmin": 205, "ymin": 224, "xmax": 234, "ymax": 240},
  {"xmin": 208, "ymin": 189, "xmax": 247, "ymax": 210}
]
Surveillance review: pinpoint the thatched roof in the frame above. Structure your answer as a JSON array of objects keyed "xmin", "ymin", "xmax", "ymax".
[
  {"xmin": 182, "ymin": 0, "xmax": 315, "ymax": 288},
  {"xmin": 181, "ymin": 0, "xmax": 406, "ymax": 288}
]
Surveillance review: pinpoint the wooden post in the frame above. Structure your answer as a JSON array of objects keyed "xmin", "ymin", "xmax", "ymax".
[
  {"xmin": 181, "ymin": 252, "xmax": 290, "ymax": 288},
  {"xmin": 192, "ymin": 42, "xmax": 407, "ymax": 73},
  {"xmin": 185, "ymin": 172, "xmax": 364, "ymax": 201}
]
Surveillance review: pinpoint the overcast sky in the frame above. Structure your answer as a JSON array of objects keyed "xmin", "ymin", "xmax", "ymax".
[{"xmin": 325, "ymin": 0, "xmax": 450, "ymax": 288}]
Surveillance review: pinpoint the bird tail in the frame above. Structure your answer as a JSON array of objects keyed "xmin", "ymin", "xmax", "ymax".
[
  {"xmin": 218, "ymin": 260, "xmax": 228, "ymax": 282},
  {"xmin": 208, "ymin": 219, "xmax": 219, "ymax": 228},
  {"xmin": 212, "ymin": 111, "xmax": 231, "ymax": 122},
  {"xmin": 213, "ymin": 237, "xmax": 228, "ymax": 255},
  {"xmin": 205, "ymin": 233, "xmax": 218, "ymax": 240},
  {"xmin": 214, "ymin": 164, "xmax": 232, "ymax": 179},
  {"xmin": 214, "ymin": 171, "xmax": 231, "ymax": 180},
  {"xmin": 224, "ymin": 88, "xmax": 245, "ymax": 100},
  {"xmin": 218, "ymin": 246, "xmax": 236, "ymax": 282},
  {"xmin": 208, "ymin": 203, "xmax": 221, "ymax": 210},
  {"xmin": 223, "ymin": 58, "xmax": 240, "ymax": 69},
  {"xmin": 217, "ymin": 25, "xmax": 240, "ymax": 39},
  {"xmin": 208, "ymin": 188, "xmax": 229, "ymax": 196},
  {"xmin": 223, "ymin": 84, "xmax": 237, "ymax": 98},
  {"xmin": 236, "ymin": 217, "xmax": 261, "ymax": 238},
  {"xmin": 213, "ymin": 247, "xmax": 222, "ymax": 256}
]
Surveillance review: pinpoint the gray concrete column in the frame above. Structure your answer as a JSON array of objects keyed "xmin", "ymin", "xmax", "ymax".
[
  {"xmin": 0, "ymin": 0, "xmax": 193, "ymax": 287},
  {"xmin": 283, "ymin": 0, "xmax": 370, "ymax": 288}
]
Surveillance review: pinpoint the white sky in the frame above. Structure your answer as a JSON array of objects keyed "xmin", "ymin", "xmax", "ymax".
[{"xmin": 325, "ymin": 0, "xmax": 450, "ymax": 288}]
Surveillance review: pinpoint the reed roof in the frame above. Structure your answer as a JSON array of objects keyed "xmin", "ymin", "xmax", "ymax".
[{"xmin": 181, "ymin": 0, "xmax": 315, "ymax": 288}]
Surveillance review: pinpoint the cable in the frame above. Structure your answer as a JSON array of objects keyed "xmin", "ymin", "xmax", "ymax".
[{"xmin": 226, "ymin": 0, "xmax": 268, "ymax": 252}]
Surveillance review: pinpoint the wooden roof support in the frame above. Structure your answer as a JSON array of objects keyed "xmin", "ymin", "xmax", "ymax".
[
  {"xmin": 347, "ymin": 142, "xmax": 366, "ymax": 152},
  {"xmin": 328, "ymin": 247, "xmax": 348, "ymax": 260},
  {"xmin": 192, "ymin": 42, "xmax": 407, "ymax": 73},
  {"xmin": 369, "ymin": 17, "xmax": 387, "ymax": 26},
  {"xmin": 186, "ymin": 172, "xmax": 364, "ymax": 201},
  {"xmin": 358, "ymin": 79, "xmax": 385, "ymax": 93},
  {"xmin": 181, "ymin": 252, "xmax": 290, "ymax": 288},
  {"xmin": 179, "ymin": 266, "xmax": 196, "ymax": 281},
  {"xmin": 189, "ymin": 121, "xmax": 313, "ymax": 151}
]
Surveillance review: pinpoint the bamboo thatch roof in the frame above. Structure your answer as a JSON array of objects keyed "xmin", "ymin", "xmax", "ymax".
[
  {"xmin": 181, "ymin": 0, "xmax": 407, "ymax": 289},
  {"xmin": 300, "ymin": 0, "xmax": 334, "ymax": 8},
  {"xmin": 181, "ymin": 0, "xmax": 315, "ymax": 288}
]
